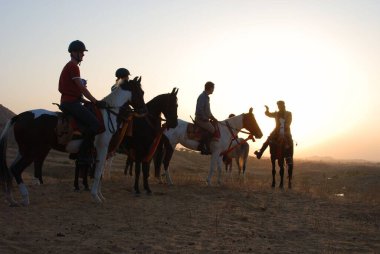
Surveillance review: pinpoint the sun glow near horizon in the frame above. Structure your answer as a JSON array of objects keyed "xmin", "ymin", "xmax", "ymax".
[
  {"xmin": 0, "ymin": 1, "xmax": 379, "ymax": 161},
  {"xmin": 175, "ymin": 24, "xmax": 371, "ymax": 154}
]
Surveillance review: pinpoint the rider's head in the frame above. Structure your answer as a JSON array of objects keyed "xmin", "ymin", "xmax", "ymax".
[
  {"xmin": 68, "ymin": 40, "xmax": 88, "ymax": 63},
  {"xmin": 277, "ymin": 100, "xmax": 286, "ymax": 111},
  {"xmin": 115, "ymin": 68, "xmax": 130, "ymax": 81},
  {"xmin": 204, "ymin": 81, "xmax": 215, "ymax": 94}
]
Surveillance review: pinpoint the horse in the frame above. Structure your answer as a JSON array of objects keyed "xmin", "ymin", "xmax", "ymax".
[
  {"xmin": 112, "ymin": 88, "xmax": 179, "ymax": 194},
  {"xmin": 222, "ymin": 137, "xmax": 250, "ymax": 176},
  {"xmin": 0, "ymin": 77, "xmax": 146, "ymax": 206},
  {"xmin": 154, "ymin": 108, "xmax": 263, "ymax": 186},
  {"xmin": 269, "ymin": 137, "xmax": 294, "ymax": 189}
]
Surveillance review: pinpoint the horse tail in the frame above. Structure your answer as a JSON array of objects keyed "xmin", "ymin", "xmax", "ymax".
[{"xmin": 0, "ymin": 116, "xmax": 17, "ymax": 183}]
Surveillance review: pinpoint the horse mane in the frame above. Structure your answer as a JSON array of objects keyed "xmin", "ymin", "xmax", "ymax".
[
  {"xmin": 223, "ymin": 113, "xmax": 244, "ymax": 128},
  {"xmin": 147, "ymin": 94, "xmax": 167, "ymax": 110},
  {"xmin": 102, "ymin": 84, "xmax": 130, "ymax": 107}
]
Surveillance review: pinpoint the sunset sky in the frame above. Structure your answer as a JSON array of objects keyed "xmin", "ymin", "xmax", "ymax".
[{"xmin": 0, "ymin": 0, "xmax": 379, "ymax": 161}]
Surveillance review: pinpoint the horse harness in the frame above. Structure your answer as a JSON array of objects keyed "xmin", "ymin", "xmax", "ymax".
[{"xmin": 219, "ymin": 121, "xmax": 255, "ymax": 157}]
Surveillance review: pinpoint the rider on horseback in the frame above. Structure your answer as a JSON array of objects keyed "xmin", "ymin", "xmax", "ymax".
[
  {"xmin": 58, "ymin": 40, "xmax": 106, "ymax": 165},
  {"xmin": 195, "ymin": 81, "xmax": 218, "ymax": 155},
  {"xmin": 111, "ymin": 68, "xmax": 130, "ymax": 91},
  {"xmin": 254, "ymin": 100, "xmax": 293, "ymax": 159}
]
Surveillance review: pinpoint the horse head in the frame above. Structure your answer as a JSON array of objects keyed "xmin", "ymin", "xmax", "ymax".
[
  {"xmin": 242, "ymin": 107, "xmax": 263, "ymax": 139},
  {"xmin": 163, "ymin": 87, "xmax": 179, "ymax": 129},
  {"xmin": 146, "ymin": 87, "xmax": 179, "ymax": 129},
  {"xmin": 120, "ymin": 76, "xmax": 147, "ymax": 116}
]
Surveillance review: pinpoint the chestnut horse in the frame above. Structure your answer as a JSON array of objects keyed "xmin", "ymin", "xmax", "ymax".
[{"xmin": 0, "ymin": 77, "xmax": 146, "ymax": 206}]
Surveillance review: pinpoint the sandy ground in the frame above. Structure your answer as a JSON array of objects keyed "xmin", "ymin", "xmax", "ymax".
[{"xmin": 1, "ymin": 147, "xmax": 379, "ymax": 254}]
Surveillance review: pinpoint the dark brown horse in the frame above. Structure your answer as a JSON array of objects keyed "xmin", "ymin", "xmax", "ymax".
[
  {"xmin": 269, "ymin": 137, "xmax": 294, "ymax": 188},
  {"xmin": 0, "ymin": 77, "xmax": 146, "ymax": 206},
  {"xmin": 117, "ymin": 88, "xmax": 179, "ymax": 194}
]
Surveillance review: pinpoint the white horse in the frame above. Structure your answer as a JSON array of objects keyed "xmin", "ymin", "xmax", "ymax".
[
  {"xmin": 0, "ymin": 77, "xmax": 146, "ymax": 205},
  {"xmin": 156, "ymin": 108, "xmax": 262, "ymax": 185}
]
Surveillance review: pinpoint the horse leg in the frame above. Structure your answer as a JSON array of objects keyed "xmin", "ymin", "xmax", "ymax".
[
  {"xmin": 142, "ymin": 162, "xmax": 152, "ymax": 194},
  {"xmin": 33, "ymin": 148, "xmax": 50, "ymax": 185},
  {"xmin": 286, "ymin": 156, "xmax": 293, "ymax": 189},
  {"xmin": 124, "ymin": 156, "xmax": 133, "ymax": 176},
  {"xmin": 242, "ymin": 159, "xmax": 247, "ymax": 177},
  {"xmin": 3, "ymin": 179, "xmax": 17, "ymax": 207},
  {"xmin": 74, "ymin": 163, "xmax": 81, "ymax": 191},
  {"xmin": 33, "ymin": 161, "xmax": 43, "ymax": 185},
  {"xmin": 91, "ymin": 147, "xmax": 107, "ymax": 203},
  {"xmin": 278, "ymin": 159, "xmax": 285, "ymax": 189},
  {"xmin": 271, "ymin": 157, "xmax": 276, "ymax": 188},
  {"xmin": 153, "ymin": 140, "xmax": 164, "ymax": 179},
  {"xmin": 11, "ymin": 155, "xmax": 34, "ymax": 206},
  {"xmin": 134, "ymin": 162, "xmax": 141, "ymax": 195},
  {"xmin": 207, "ymin": 154, "xmax": 217, "ymax": 186},
  {"xmin": 82, "ymin": 165, "xmax": 90, "ymax": 191},
  {"xmin": 3, "ymin": 153, "xmax": 21, "ymax": 206},
  {"xmin": 216, "ymin": 157, "xmax": 223, "ymax": 185},
  {"xmin": 162, "ymin": 145, "xmax": 174, "ymax": 185}
]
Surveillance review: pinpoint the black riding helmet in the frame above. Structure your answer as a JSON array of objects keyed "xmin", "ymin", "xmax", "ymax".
[
  {"xmin": 68, "ymin": 40, "xmax": 88, "ymax": 53},
  {"xmin": 115, "ymin": 68, "xmax": 130, "ymax": 79}
]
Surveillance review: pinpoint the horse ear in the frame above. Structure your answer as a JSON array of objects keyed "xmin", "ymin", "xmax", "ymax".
[
  {"xmin": 133, "ymin": 76, "xmax": 138, "ymax": 81},
  {"xmin": 249, "ymin": 107, "xmax": 253, "ymax": 114},
  {"xmin": 175, "ymin": 88, "xmax": 179, "ymax": 95},
  {"xmin": 171, "ymin": 87, "xmax": 178, "ymax": 95}
]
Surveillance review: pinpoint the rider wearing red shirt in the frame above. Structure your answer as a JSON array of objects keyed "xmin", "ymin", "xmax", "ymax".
[{"xmin": 59, "ymin": 40, "xmax": 105, "ymax": 165}]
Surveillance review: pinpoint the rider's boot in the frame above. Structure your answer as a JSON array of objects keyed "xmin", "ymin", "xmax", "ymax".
[
  {"xmin": 198, "ymin": 133, "xmax": 211, "ymax": 155},
  {"xmin": 254, "ymin": 141, "xmax": 269, "ymax": 159}
]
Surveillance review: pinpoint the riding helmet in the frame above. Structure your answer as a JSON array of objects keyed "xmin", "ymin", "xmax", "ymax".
[
  {"xmin": 68, "ymin": 40, "xmax": 88, "ymax": 53},
  {"xmin": 115, "ymin": 68, "xmax": 130, "ymax": 78}
]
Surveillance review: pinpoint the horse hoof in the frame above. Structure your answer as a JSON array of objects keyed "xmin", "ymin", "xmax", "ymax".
[
  {"xmin": 74, "ymin": 188, "xmax": 80, "ymax": 192},
  {"xmin": 271, "ymin": 183, "xmax": 275, "ymax": 188},
  {"xmin": 91, "ymin": 193, "xmax": 103, "ymax": 203},
  {"xmin": 9, "ymin": 202, "xmax": 20, "ymax": 207},
  {"xmin": 99, "ymin": 193, "xmax": 106, "ymax": 200},
  {"xmin": 84, "ymin": 187, "xmax": 90, "ymax": 192},
  {"xmin": 279, "ymin": 184, "xmax": 284, "ymax": 189},
  {"xmin": 146, "ymin": 189, "xmax": 152, "ymax": 195},
  {"xmin": 21, "ymin": 199, "xmax": 30, "ymax": 207}
]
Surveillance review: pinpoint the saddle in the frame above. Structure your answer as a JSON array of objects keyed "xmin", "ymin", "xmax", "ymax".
[
  {"xmin": 186, "ymin": 122, "xmax": 220, "ymax": 141},
  {"xmin": 55, "ymin": 102, "xmax": 105, "ymax": 146}
]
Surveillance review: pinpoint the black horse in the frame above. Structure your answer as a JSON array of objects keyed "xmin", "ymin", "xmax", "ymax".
[
  {"xmin": 120, "ymin": 88, "xmax": 178, "ymax": 195},
  {"xmin": 0, "ymin": 77, "xmax": 146, "ymax": 206},
  {"xmin": 269, "ymin": 137, "xmax": 294, "ymax": 189}
]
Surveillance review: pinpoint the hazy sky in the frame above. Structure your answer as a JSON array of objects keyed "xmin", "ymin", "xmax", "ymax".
[{"xmin": 1, "ymin": 0, "xmax": 379, "ymax": 161}]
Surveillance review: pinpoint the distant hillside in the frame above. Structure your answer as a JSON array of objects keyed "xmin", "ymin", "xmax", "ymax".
[{"xmin": 0, "ymin": 104, "xmax": 15, "ymax": 128}]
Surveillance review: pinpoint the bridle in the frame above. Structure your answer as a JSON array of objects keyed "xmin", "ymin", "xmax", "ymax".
[{"xmin": 219, "ymin": 115, "xmax": 256, "ymax": 157}]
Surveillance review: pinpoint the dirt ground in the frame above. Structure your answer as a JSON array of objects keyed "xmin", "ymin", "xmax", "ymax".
[{"xmin": 1, "ymin": 146, "xmax": 379, "ymax": 253}]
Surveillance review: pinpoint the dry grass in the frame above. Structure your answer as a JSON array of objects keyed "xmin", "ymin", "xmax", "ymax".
[{"xmin": 0, "ymin": 145, "xmax": 379, "ymax": 253}]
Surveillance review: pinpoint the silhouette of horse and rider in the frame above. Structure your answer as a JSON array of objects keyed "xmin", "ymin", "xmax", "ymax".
[{"xmin": 0, "ymin": 39, "xmax": 294, "ymax": 206}]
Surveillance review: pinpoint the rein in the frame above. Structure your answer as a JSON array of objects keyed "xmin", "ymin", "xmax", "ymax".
[
  {"xmin": 218, "ymin": 121, "xmax": 252, "ymax": 135},
  {"xmin": 219, "ymin": 120, "xmax": 255, "ymax": 157},
  {"xmin": 103, "ymin": 105, "xmax": 138, "ymax": 134}
]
